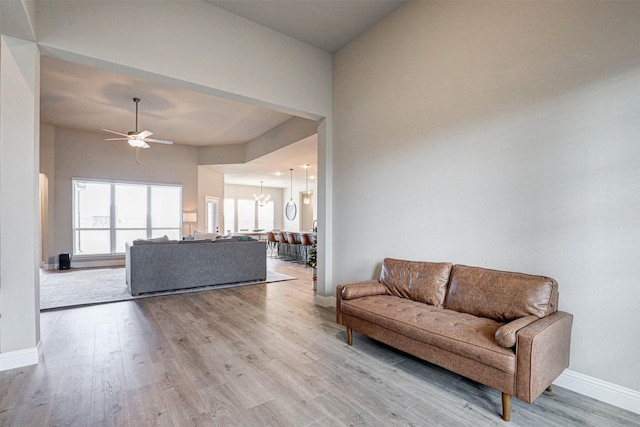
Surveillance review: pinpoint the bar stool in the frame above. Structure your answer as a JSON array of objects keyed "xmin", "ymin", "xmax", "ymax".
[
  {"xmin": 286, "ymin": 232, "xmax": 301, "ymax": 262},
  {"xmin": 299, "ymin": 232, "xmax": 313, "ymax": 264},
  {"xmin": 277, "ymin": 231, "xmax": 289, "ymax": 259},
  {"xmin": 266, "ymin": 231, "xmax": 278, "ymax": 258}
]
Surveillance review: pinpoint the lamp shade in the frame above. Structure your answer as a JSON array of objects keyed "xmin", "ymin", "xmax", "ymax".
[{"xmin": 183, "ymin": 212, "xmax": 197, "ymax": 223}]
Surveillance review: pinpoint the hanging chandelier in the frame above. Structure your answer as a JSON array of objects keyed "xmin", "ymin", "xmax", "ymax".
[{"xmin": 253, "ymin": 181, "xmax": 271, "ymax": 207}]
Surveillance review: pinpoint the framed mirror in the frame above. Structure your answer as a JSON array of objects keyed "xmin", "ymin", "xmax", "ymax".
[{"xmin": 285, "ymin": 201, "xmax": 297, "ymax": 221}]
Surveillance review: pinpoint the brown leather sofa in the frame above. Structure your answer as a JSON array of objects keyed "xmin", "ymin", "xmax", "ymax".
[{"xmin": 336, "ymin": 258, "xmax": 573, "ymax": 421}]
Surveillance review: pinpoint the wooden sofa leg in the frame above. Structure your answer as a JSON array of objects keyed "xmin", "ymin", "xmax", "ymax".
[
  {"xmin": 546, "ymin": 385, "xmax": 553, "ymax": 392},
  {"xmin": 347, "ymin": 328, "xmax": 352, "ymax": 346},
  {"xmin": 502, "ymin": 393, "xmax": 511, "ymax": 422}
]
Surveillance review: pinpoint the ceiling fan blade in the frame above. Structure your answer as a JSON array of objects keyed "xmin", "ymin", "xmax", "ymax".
[
  {"xmin": 137, "ymin": 130, "xmax": 153, "ymax": 139},
  {"xmin": 104, "ymin": 138, "xmax": 130, "ymax": 141},
  {"xmin": 145, "ymin": 138, "xmax": 174, "ymax": 145},
  {"xmin": 142, "ymin": 143, "xmax": 151, "ymax": 149},
  {"xmin": 101, "ymin": 129, "xmax": 130, "ymax": 137}
]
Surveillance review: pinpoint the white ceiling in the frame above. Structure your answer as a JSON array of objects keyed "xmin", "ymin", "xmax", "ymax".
[
  {"xmin": 207, "ymin": 134, "xmax": 318, "ymax": 189},
  {"xmin": 205, "ymin": 0, "xmax": 406, "ymax": 53},
  {"xmin": 39, "ymin": 0, "xmax": 405, "ymax": 187},
  {"xmin": 40, "ymin": 56, "xmax": 294, "ymax": 147}
]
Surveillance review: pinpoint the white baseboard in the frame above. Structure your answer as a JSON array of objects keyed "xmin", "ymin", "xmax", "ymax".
[
  {"xmin": 72, "ymin": 258, "xmax": 125, "ymax": 269},
  {"xmin": 554, "ymin": 369, "xmax": 640, "ymax": 415},
  {"xmin": 42, "ymin": 258, "xmax": 125, "ymax": 270},
  {"xmin": 314, "ymin": 294, "xmax": 335, "ymax": 308},
  {"xmin": 0, "ymin": 346, "xmax": 39, "ymax": 371}
]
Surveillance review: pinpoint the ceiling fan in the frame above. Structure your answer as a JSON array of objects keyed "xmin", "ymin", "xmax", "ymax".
[{"xmin": 102, "ymin": 97, "xmax": 173, "ymax": 164}]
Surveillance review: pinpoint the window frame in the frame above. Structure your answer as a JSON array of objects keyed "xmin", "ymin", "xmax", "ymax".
[
  {"xmin": 72, "ymin": 178, "xmax": 182, "ymax": 257},
  {"xmin": 224, "ymin": 197, "xmax": 275, "ymax": 233}
]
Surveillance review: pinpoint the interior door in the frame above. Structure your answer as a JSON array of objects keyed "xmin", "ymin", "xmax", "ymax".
[{"xmin": 205, "ymin": 196, "xmax": 219, "ymax": 234}]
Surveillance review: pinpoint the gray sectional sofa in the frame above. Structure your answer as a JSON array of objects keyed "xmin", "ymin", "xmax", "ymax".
[{"xmin": 125, "ymin": 238, "xmax": 267, "ymax": 295}]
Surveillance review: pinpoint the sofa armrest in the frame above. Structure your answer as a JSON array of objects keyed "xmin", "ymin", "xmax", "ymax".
[
  {"xmin": 515, "ymin": 311, "xmax": 573, "ymax": 403},
  {"xmin": 336, "ymin": 280, "xmax": 385, "ymax": 324},
  {"xmin": 495, "ymin": 315, "xmax": 539, "ymax": 348}
]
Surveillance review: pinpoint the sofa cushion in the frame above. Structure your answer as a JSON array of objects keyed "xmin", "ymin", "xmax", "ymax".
[
  {"xmin": 213, "ymin": 237, "xmax": 240, "ymax": 243},
  {"xmin": 380, "ymin": 258, "xmax": 453, "ymax": 307},
  {"xmin": 178, "ymin": 239, "xmax": 212, "ymax": 244},
  {"xmin": 132, "ymin": 235, "xmax": 170, "ymax": 245},
  {"xmin": 444, "ymin": 265, "xmax": 558, "ymax": 322},
  {"xmin": 193, "ymin": 231, "xmax": 218, "ymax": 240},
  {"xmin": 132, "ymin": 238, "xmax": 178, "ymax": 245},
  {"xmin": 340, "ymin": 295, "xmax": 515, "ymax": 373}
]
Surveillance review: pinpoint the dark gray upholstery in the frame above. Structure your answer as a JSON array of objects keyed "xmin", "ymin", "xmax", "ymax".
[{"xmin": 125, "ymin": 240, "xmax": 267, "ymax": 295}]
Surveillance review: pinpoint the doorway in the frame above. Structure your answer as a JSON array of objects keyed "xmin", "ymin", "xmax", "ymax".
[{"xmin": 205, "ymin": 196, "xmax": 220, "ymax": 234}]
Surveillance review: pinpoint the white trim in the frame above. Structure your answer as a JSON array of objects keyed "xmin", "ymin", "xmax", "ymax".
[
  {"xmin": 554, "ymin": 369, "xmax": 640, "ymax": 415},
  {"xmin": 314, "ymin": 294, "xmax": 335, "ymax": 308},
  {"xmin": 42, "ymin": 257, "xmax": 125, "ymax": 270},
  {"xmin": 71, "ymin": 258, "xmax": 125, "ymax": 269},
  {"xmin": 0, "ymin": 346, "xmax": 39, "ymax": 371}
]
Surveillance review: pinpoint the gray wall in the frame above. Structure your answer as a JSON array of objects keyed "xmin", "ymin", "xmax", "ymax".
[
  {"xmin": 333, "ymin": 1, "xmax": 640, "ymax": 392},
  {"xmin": 48, "ymin": 126, "xmax": 198, "ymax": 266}
]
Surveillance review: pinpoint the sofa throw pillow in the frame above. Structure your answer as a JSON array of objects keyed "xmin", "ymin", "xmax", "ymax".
[
  {"xmin": 234, "ymin": 235, "xmax": 256, "ymax": 241},
  {"xmin": 379, "ymin": 258, "xmax": 453, "ymax": 307},
  {"xmin": 133, "ymin": 235, "xmax": 170, "ymax": 245},
  {"xmin": 193, "ymin": 231, "xmax": 218, "ymax": 240}
]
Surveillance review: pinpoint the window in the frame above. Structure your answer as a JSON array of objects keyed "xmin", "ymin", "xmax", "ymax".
[
  {"xmin": 224, "ymin": 198, "xmax": 274, "ymax": 233},
  {"xmin": 73, "ymin": 179, "xmax": 181, "ymax": 255},
  {"xmin": 224, "ymin": 198, "xmax": 235, "ymax": 234},
  {"xmin": 237, "ymin": 199, "xmax": 255, "ymax": 231},
  {"xmin": 257, "ymin": 201, "xmax": 274, "ymax": 231}
]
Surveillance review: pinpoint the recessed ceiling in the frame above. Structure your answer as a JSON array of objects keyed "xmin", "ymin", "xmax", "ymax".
[
  {"xmin": 40, "ymin": 56, "xmax": 294, "ymax": 147},
  {"xmin": 208, "ymin": 134, "xmax": 318, "ymax": 189},
  {"xmin": 205, "ymin": 0, "xmax": 406, "ymax": 53}
]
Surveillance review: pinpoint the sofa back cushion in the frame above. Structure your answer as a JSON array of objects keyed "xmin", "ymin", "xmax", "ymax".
[
  {"xmin": 380, "ymin": 258, "xmax": 453, "ymax": 307},
  {"xmin": 444, "ymin": 265, "xmax": 558, "ymax": 322}
]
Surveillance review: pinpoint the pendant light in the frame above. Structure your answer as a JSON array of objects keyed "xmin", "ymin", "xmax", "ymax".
[
  {"xmin": 303, "ymin": 164, "xmax": 311, "ymax": 205},
  {"xmin": 285, "ymin": 168, "xmax": 297, "ymax": 220}
]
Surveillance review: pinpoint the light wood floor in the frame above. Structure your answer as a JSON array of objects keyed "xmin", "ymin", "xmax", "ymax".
[{"xmin": 0, "ymin": 260, "xmax": 637, "ymax": 426}]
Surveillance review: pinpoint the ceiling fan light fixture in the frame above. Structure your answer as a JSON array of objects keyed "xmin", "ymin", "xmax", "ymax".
[
  {"xmin": 128, "ymin": 139, "xmax": 146, "ymax": 148},
  {"xmin": 102, "ymin": 97, "xmax": 174, "ymax": 165}
]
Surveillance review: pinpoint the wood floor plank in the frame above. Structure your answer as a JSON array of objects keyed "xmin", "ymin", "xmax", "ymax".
[
  {"xmin": 56, "ymin": 355, "xmax": 95, "ymax": 398},
  {"xmin": 48, "ymin": 391, "xmax": 93, "ymax": 426},
  {"xmin": 162, "ymin": 382, "xmax": 215, "ymax": 426},
  {"xmin": 0, "ymin": 367, "xmax": 31, "ymax": 412},
  {"xmin": 197, "ymin": 383, "xmax": 259, "ymax": 427},
  {"xmin": 2, "ymin": 400, "xmax": 52, "ymax": 427},
  {"xmin": 0, "ymin": 259, "xmax": 637, "ymax": 426},
  {"xmin": 91, "ymin": 389, "xmax": 130, "ymax": 427},
  {"xmin": 126, "ymin": 384, "xmax": 172, "ymax": 426}
]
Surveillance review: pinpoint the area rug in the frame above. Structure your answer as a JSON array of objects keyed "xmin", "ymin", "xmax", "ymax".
[{"xmin": 40, "ymin": 267, "xmax": 296, "ymax": 311}]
